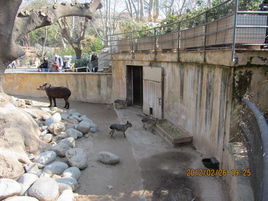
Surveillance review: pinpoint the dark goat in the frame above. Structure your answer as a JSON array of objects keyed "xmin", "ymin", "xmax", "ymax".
[
  {"xmin": 109, "ymin": 121, "xmax": 132, "ymax": 138},
  {"xmin": 37, "ymin": 83, "xmax": 71, "ymax": 109}
]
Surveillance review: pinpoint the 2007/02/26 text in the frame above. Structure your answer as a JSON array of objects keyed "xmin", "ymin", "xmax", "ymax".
[{"xmin": 185, "ymin": 169, "xmax": 252, "ymax": 177}]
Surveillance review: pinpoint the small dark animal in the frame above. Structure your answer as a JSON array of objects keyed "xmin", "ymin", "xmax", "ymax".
[
  {"xmin": 109, "ymin": 121, "xmax": 132, "ymax": 138},
  {"xmin": 37, "ymin": 83, "xmax": 71, "ymax": 109},
  {"xmin": 141, "ymin": 116, "xmax": 156, "ymax": 131},
  {"xmin": 202, "ymin": 157, "xmax": 219, "ymax": 170}
]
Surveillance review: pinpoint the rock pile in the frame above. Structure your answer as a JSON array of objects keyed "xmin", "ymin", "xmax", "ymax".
[
  {"xmin": 0, "ymin": 107, "xmax": 97, "ymax": 201},
  {"xmin": 0, "ymin": 99, "xmax": 122, "ymax": 201}
]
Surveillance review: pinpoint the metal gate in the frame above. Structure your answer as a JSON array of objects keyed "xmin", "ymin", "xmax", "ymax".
[{"xmin": 143, "ymin": 66, "xmax": 163, "ymax": 119}]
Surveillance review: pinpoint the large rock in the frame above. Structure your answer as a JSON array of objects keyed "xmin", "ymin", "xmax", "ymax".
[
  {"xmin": 59, "ymin": 137, "xmax": 75, "ymax": 148},
  {"xmin": 0, "ymin": 152, "xmax": 25, "ymax": 179},
  {"xmin": 50, "ymin": 143, "xmax": 70, "ymax": 157},
  {"xmin": 43, "ymin": 161, "xmax": 68, "ymax": 175},
  {"xmin": 28, "ymin": 177, "xmax": 59, "ymax": 201},
  {"xmin": 56, "ymin": 190, "xmax": 75, "ymax": 201},
  {"xmin": 45, "ymin": 113, "xmax": 61, "ymax": 126},
  {"xmin": 4, "ymin": 196, "xmax": 39, "ymax": 201},
  {"xmin": 18, "ymin": 173, "xmax": 38, "ymax": 195},
  {"xmin": 0, "ymin": 179, "xmax": 22, "ymax": 200},
  {"xmin": 76, "ymin": 120, "xmax": 91, "ymax": 134},
  {"xmin": 34, "ymin": 151, "xmax": 57, "ymax": 165},
  {"xmin": 65, "ymin": 148, "xmax": 88, "ymax": 169},
  {"xmin": 66, "ymin": 128, "xmax": 83, "ymax": 139},
  {"xmin": 98, "ymin": 151, "xmax": 120, "ymax": 165},
  {"xmin": 62, "ymin": 167, "xmax": 81, "ymax": 180},
  {"xmin": 56, "ymin": 177, "xmax": 78, "ymax": 191},
  {"xmin": 0, "ymin": 103, "xmax": 46, "ymax": 179},
  {"xmin": 48, "ymin": 122, "xmax": 65, "ymax": 135}
]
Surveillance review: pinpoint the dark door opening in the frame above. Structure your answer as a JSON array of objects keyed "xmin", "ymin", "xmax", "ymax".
[{"xmin": 126, "ymin": 66, "xmax": 143, "ymax": 106}]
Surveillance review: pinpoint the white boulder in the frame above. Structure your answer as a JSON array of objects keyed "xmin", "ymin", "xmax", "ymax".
[
  {"xmin": 17, "ymin": 173, "xmax": 38, "ymax": 195},
  {"xmin": 0, "ymin": 179, "xmax": 22, "ymax": 200},
  {"xmin": 56, "ymin": 190, "xmax": 74, "ymax": 201},
  {"xmin": 28, "ymin": 177, "xmax": 59, "ymax": 201}
]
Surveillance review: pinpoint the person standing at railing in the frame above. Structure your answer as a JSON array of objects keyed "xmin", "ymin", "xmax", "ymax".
[{"xmin": 260, "ymin": 0, "xmax": 268, "ymax": 47}]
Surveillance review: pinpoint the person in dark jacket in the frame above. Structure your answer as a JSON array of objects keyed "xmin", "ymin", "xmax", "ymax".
[
  {"xmin": 91, "ymin": 53, "xmax": 98, "ymax": 72},
  {"xmin": 38, "ymin": 59, "xmax": 49, "ymax": 72},
  {"xmin": 260, "ymin": 0, "xmax": 268, "ymax": 11},
  {"xmin": 260, "ymin": 0, "xmax": 268, "ymax": 47}
]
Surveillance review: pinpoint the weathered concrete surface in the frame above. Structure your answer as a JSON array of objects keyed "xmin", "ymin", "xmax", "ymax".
[
  {"xmin": 111, "ymin": 50, "xmax": 268, "ymax": 160},
  {"xmin": 111, "ymin": 49, "xmax": 268, "ymax": 201},
  {"xmin": 3, "ymin": 72, "xmax": 112, "ymax": 104},
  {"xmin": 55, "ymin": 100, "xmax": 227, "ymax": 201}
]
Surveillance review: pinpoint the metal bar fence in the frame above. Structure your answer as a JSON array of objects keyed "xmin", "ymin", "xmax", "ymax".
[
  {"xmin": 241, "ymin": 98, "xmax": 268, "ymax": 201},
  {"xmin": 107, "ymin": 0, "xmax": 268, "ymax": 62}
]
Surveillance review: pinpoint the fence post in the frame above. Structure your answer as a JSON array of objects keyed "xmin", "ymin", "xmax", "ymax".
[
  {"xmin": 204, "ymin": 10, "xmax": 208, "ymax": 63},
  {"xmin": 232, "ymin": 0, "xmax": 239, "ymax": 64},
  {"xmin": 154, "ymin": 27, "xmax": 157, "ymax": 61},
  {"xmin": 177, "ymin": 22, "xmax": 181, "ymax": 62},
  {"xmin": 131, "ymin": 31, "xmax": 135, "ymax": 59}
]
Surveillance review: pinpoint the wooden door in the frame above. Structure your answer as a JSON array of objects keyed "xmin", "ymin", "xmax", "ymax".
[{"xmin": 143, "ymin": 66, "xmax": 163, "ymax": 119}]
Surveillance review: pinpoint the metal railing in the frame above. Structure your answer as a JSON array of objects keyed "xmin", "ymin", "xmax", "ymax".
[
  {"xmin": 107, "ymin": 0, "xmax": 268, "ymax": 63},
  {"xmin": 240, "ymin": 99, "xmax": 268, "ymax": 201}
]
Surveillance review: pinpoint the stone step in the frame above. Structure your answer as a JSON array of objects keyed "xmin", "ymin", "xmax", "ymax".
[{"xmin": 153, "ymin": 120, "xmax": 192, "ymax": 146}]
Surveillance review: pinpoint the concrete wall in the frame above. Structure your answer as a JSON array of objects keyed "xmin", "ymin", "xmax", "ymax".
[
  {"xmin": 111, "ymin": 50, "xmax": 268, "ymax": 161},
  {"xmin": 3, "ymin": 72, "xmax": 112, "ymax": 104}
]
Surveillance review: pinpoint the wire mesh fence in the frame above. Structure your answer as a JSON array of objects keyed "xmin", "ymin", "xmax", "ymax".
[{"xmin": 239, "ymin": 104, "xmax": 263, "ymax": 201}]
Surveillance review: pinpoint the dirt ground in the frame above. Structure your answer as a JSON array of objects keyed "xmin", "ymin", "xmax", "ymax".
[{"xmin": 27, "ymin": 98, "xmax": 229, "ymax": 201}]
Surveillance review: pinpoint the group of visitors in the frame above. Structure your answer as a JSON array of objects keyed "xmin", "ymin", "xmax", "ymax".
[
  {"xmin": 38, "ymin": 53, "xmax": 99, "ymax": 73},
  {"xmin": 38, "ymin": 55, "xmax": 71, "ymax": 72}
]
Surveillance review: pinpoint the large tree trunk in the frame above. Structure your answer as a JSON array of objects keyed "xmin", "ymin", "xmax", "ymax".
[
  {"xmin": 0, "ymin": 0, "xmax": 102, "ymax": 93},
  {"xmin": 0, "ymin": 0, "xmax": 23, "ymax": 93},
  {"xmin": 0, "ymin": 0, "xmax": 23, "ymax": 68},
  {"xmin": 139, "ymin": 0, "xmax": 144, "ymax": 21},
  {"xmin": 74, "ymin": 48, "xmax": 82, "ymax": 59}
]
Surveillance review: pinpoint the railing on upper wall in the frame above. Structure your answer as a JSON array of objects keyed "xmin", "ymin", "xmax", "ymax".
[{"xmin": 107, "ymin": 0, "xmax": 268, "ymax": 63}]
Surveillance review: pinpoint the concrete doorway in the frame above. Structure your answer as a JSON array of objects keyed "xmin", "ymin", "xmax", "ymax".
[{"xmin": 126, "ymin": 66, "xmax": 143, "ymax": 106}]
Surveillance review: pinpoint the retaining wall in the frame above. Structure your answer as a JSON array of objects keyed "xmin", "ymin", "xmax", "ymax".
[{"xmin": 3, "ymin": 72, "xmax": 113, "ymax": 104}]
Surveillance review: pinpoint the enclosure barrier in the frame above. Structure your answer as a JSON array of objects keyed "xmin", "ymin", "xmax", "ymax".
[
  {"xmin": 108, "ymin": 0, "xmax": 268, "ymax": 62},
  {"xmin": 240, "ymin": 98, "xmax": 268, "ymax": 201}
]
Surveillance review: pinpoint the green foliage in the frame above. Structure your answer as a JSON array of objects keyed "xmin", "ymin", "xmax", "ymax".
[
  {"xmin": 29, "ymin": 25, "xmax": 61, "ymax": 47},
  {"xmin": 160, "ymin": 14, "xmax": 181, "ymax": 33},
  {"xmin": 55, "ymin": 45, "xmax": 75, "ymax": 56},
  {"xmin": 233, "ymin": 70, "xmax": 252, "ymax": 103},
  {"xmin": 83, "ymin": 37, "xmax": 104, "ymax": 54},
  {"xmin": 74, "ymin": 58, "xmax": 89, "ymax": 67},
  {"xmin": 238, "ymin": 0, "xmax": 262, "ymax": 10},
  {"xmin": 119, "ymin": 19, "xmax": 156, "ymax": 38}
]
